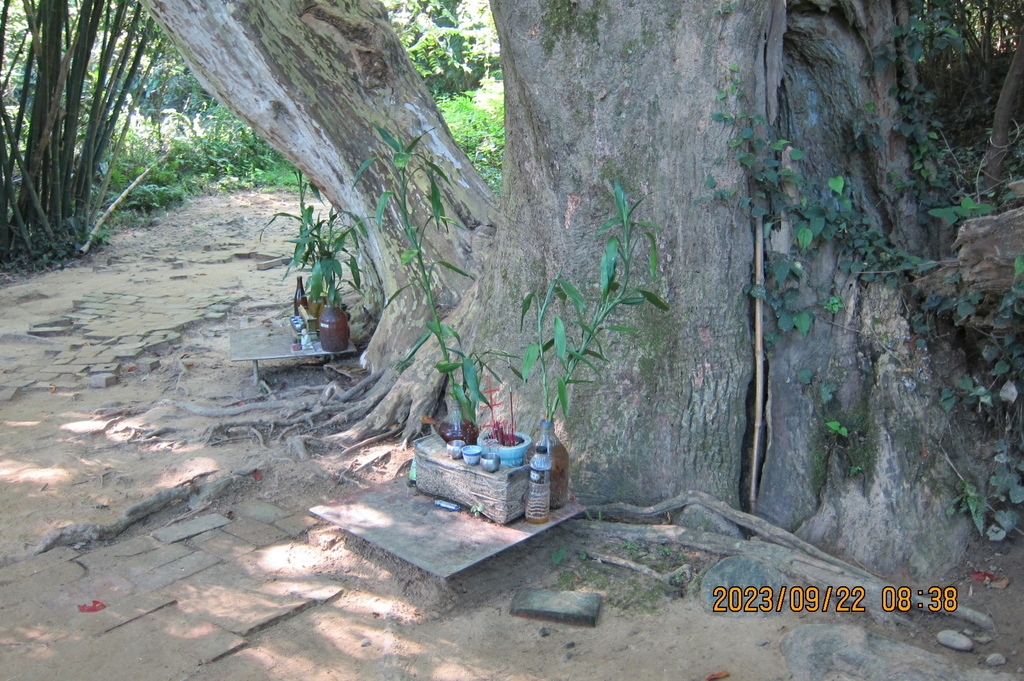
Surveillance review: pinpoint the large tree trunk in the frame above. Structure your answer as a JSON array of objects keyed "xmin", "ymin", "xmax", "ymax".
[
  {"xmin": 141, "ymin": 0, "xmax": 501, "ymax": 436},
  {"xmin": 485, "ymin": 0, "xmax": 759, "ymax": 507},
  {"xmin": 142, "ymin": 0, "xmax": 979, "ymax": 578}
]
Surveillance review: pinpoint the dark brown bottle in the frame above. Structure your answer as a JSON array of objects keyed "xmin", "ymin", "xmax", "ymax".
[
  {"xmin": 435, "ymin": 400, "xmax": 479, "ymax": 445},
  {"xmin": 294, "ymin": 276, "xmax": 307, "ymax": 315},
  {"xmin": 318, "ymin": 304, "xmax": 350, "ymax": 352}
]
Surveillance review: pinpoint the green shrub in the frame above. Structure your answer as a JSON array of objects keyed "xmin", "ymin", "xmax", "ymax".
[{"xmin": 438, "ymin": 77, "xmax": 505, "ymax": 194}]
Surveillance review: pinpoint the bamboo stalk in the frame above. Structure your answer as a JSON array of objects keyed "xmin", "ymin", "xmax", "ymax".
[{"xmin": 80, "ymin": 147, "xmax": 170, "ymax": 254}]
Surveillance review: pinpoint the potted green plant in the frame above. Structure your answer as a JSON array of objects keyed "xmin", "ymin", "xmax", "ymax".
[
  {"xmin": 277, "ymin": 173, "xmax": 365, "ymax": 352},
  {"xmin": 518, "ymin": 181, "xmax": 669, "ymax": 507}
]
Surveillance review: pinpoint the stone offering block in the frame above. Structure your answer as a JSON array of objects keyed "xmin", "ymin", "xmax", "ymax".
[
  {"xmin": 510, "ymin": 588, "xmax": 602, "ymax": 627},
  {"xmin": 414, "ymin": 434, "xmax": 529, "ymax": 524}
]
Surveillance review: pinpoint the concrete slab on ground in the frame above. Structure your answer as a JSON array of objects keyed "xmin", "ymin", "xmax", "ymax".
[
  {"xmin": 510, "ymin": 588, "xmax": 603, "ymax": 627},
  {"xmin": 310, "ymin": 478, "xmax": 584, "ymax": 578}
]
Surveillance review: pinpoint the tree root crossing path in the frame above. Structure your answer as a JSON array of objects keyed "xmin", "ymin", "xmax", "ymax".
[{"xmin": 0, "ymin": 192, "xmax": 1019, "ymax": 681}]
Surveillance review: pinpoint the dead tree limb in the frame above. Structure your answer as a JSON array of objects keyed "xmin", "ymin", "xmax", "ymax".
[{"xmin": 565, "ymin": 519, "xmax": 994, "ymax": 631}]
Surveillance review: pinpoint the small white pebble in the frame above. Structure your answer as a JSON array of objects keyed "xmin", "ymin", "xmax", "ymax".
[
  {"xmin": 986, "ymin": 653, "xmax": 1006, "ymax": 667},
  {"xmin": 937, "ymin": 630, "xmax": 974, "ymax": 651}
]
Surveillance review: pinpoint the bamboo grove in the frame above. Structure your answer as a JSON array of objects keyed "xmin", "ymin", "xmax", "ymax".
[{"xmin": 1, "ymin": 0, "xmax": 155, "ymax": 265}]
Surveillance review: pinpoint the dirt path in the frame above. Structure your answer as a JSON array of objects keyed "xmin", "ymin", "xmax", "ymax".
[{"xmin": 0, "ymin": 191, "xmax": 1021, "ymax": 681}]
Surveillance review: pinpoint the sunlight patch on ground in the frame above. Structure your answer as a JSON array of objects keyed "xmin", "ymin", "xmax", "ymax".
[
  {"xmin": 0, "ymin": 461, "xmax": 73, "ymax": 486},
  {"xmin": 60, "ymin": 419, "xmax": 112, "ymax": 434},
  {"xmin": 154, "ymin": 457, "xmax": 220, "ymax": 487},
  {"xmin": 4, "ymin": 421, "xmax": 41, "ymax": 427}
]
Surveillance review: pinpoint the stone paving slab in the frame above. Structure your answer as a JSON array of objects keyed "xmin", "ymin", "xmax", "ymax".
[
  {"xmin": 1, "ymin": 581, "xmax": 178, "ymax": 643},
  {"xmin": 190, "ymin": 528, "xmax": 258, "ymax": 561},
  {"xmin": 162, "ymin": 565, "xmax": 311, "ymax": 636},
  {"xmin": 76, "ymin": 535, "xmax": 161, "ymax": 572},
  {"xmin": 257, "ymin": 577, "xmax": 344, "ymax": 603},
  {"xmin": 273, "ymin": 512, "xmax": 321, "ymax": 537},
  {"xmin": 152, "ymin": 513, "xmax": 231, "ymax": 544},
  {"xmin": 119, "ymin": 542, "xmax": 194, "ymax": 581},
  {"xmin": 220, "ymin": 516, "xmax": 289, "ymax": 547},
  {"xmin": 42, "ymin": 606, "xmax": 246, "ymax": 680},
  {"xmin": 0, "ymin": 559, "xmax": 87, "ymax": 608},
  {"xmin": 0, "ymin": 547, "xmax": 80, "ymax": 583},
  {"xmin": 131, "ymin": 550, "xmax": 221, "ymax": 591}
]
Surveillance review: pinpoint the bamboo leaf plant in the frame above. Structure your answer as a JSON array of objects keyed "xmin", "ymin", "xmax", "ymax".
[
  {"xmin": 518, "ymin": 182, "xmax": 669, "ymax": 421},
  {"xmin": 361, "ymin": 126, "xmax": 495, "ymax": 426}
]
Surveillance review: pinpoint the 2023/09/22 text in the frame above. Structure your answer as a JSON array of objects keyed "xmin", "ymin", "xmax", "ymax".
[{"xmin": 711, "ymin": 585, "xmax": 958, "ymax": 613}]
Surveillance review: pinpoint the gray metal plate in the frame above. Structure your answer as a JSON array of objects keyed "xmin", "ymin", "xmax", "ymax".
[{"xmin": 310, "ymin": 478, "xmax": 583, "ymax": 578}]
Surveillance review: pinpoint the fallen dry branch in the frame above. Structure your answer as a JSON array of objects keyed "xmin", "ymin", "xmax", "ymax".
[
  {"xmin": 566, "ymin": 515, "xmax": 994, "ymax": 631},
  {"xmin": 0, "ymin": 470, "xmax": 254, "ymax": 569},
  {"xmin": 590, "ymin": 490, "xmax": 879, "ymax": 583},
  {"xmin": 585, "ymin": 550, "xmax": 691, "ymax": 584}
]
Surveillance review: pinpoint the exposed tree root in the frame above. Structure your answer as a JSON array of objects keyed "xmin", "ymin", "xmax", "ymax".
[
  {"xmin": 334, "ymin": 360, "xmax": 444, "ymax": 444},
  {"xmin": 571, "ymin": 492, "xmax": 996, "ymax": 631},
  {"xmin": 168, "ymin": 398, "xmax": 313, "ymax": 417},
  {"xmin": 0, "ymin": 470, "xmax": 253, "ymax": 569},
  {"xmin": 332, "ymin": 425, "xmax": 403, "ymax": 457}
]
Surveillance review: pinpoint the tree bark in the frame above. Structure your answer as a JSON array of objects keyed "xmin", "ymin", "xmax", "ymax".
[
  {"xmin": 981, "ymin": 29, "xmax": 1024, "ymax": 194},
  {"xmin": 141, "ymin": 0, "xmax": 980, "ymax": 578}
]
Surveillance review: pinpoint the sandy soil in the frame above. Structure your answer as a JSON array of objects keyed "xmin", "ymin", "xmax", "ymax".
[{"xmin": 1, "ymin": 190, "xmax": 1022, "ymax": 681}]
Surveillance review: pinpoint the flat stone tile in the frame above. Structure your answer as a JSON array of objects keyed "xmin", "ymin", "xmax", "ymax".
[
  {"xmin": 234, "ymin": 499, "xmax": 290, "ymax": 523},
  {"xmin": 190, "ymin": 529, "xmax": 257, "ymax": 561},
  {"xmin": 152, "ymin": 513, "xmax": 231, "ymax": 543},
  {"xmin": 0, "ymin": 560, "xmax": 86, "ymax": 608},
  {"xmin": 273, "ymin": 513, "xmax": 321, "ymax": 538},
  {"xmin": 257, "ymin": 577, "xmax": 343, "ymax": 603},
  {"xmin": 0, "ymin": 547, "xmax": 80, "ymax": 583},
  {"xmin": 45, "ymin": 607, "xmax": 246, "ymax": 679},
  {"xmin": 120, "ymin": 543, "xmax": 194, "ymax": 581},
  {"xmin": 131, "ymin": 550, "xmax": 220, "ymax": 591},
  {"xmin": 77, "ymin": 535, "xmax": 161, "ymax": 572},
  {"xmin": 220, "ymin": 517, "xmax": 289, "ymax": 547},
  {"xmin": 167, "ymin": 566, "xmax": 310, "ymax": 636},
  {"xmin": 20, "ymin": 578, "xmax": 178, "ymax": 639}
]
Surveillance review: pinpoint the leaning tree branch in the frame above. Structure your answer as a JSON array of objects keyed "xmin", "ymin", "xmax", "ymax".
[{"xmin": 580, "ymin": 491, "xmax": 995, "ymax": 631}]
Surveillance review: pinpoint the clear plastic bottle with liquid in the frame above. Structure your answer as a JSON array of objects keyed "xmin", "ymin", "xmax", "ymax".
[{"xmin": 525, "ymin": 445, "xmax": 551, "ymax": 524}]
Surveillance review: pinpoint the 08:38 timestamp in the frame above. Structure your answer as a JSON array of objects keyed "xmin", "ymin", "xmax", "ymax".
[{"xmin": 882, "ymin": 586, "xmax": 958, "ymax": 613}]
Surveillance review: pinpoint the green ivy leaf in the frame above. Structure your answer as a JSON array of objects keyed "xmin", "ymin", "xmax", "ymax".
[
  {"xmin": 1015, "ymin": 254, "xmax": 1024, "ymax": 278},
  {"xmin": 793, "ymin": 311, "xmax": 812, "ymax": 337},
  {"xmin": 828, "ymin": 176, "xmax": 845, "ymax": 195},
  {"xmin": 789, "ymin": 148, "xmax": 805, "ymax": 161},
  {"xmin": 797, "ymin": 367, "xmax": 814, "ymax": 384},
  {"xmin": 797, "ymin": 227, "xmax": 813, "ymax": 251}
]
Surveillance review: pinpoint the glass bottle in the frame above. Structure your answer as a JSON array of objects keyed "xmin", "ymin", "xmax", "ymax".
[
  {"xmin": 294, "ymin": 276, "xmax": 307, "ymax": 315},
  {"xmin": 535, "ymin": 419, "xmax": 569, "ymax": 509},
  {"xmin": 435, "ymin": 398, "xmax": 479, "ymax": 445},
  {"xmin": 525, "ymin": 445, "xmax": 551, "ymax": 524}
]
